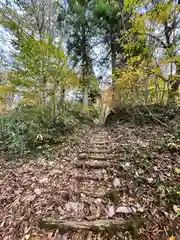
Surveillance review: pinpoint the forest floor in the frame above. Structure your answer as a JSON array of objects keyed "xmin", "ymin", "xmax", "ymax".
[{"xmin": 0, "ymin": 120, "xmax": 179, "ymax": 240}]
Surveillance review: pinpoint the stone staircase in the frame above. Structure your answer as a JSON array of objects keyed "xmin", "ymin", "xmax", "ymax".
[{"xmin": 39, "ymin": 127, "xmax": 138, "ymax": 239}]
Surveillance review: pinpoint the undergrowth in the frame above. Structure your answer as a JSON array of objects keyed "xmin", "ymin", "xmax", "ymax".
[
  {"xmin": 106, "ymin": 104, "xmax": 180, "ymax": 131},
  {"xmin": 0, "ymin": 102, "xmax": 96, "ymax": 158}
]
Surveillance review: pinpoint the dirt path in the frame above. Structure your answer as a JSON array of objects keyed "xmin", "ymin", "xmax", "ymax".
[
  {"xmin": 0, "ymin": 124, "xmax": 179, "ymax": 239},
  {"xmin": 40, "ymin": 126, "xmax": 135, "ymax": 239}
]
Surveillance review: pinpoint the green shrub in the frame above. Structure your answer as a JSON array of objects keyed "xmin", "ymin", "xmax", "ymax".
[{"xmin": 0, "ymin": 102, "xmax": 93, "ymax": 157}]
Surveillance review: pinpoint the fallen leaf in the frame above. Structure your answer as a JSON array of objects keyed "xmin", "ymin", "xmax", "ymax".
[
  {"xmin": 173, "ymin": 205, "xmax": 179, "ymax": 214},
  {"xmin": 24, "ymin": 234, "xmax": 31, "ymax": 240},
  {"xmin": 159, "ymin": 174, "xmax": 165, "ymax": 181},
  {"xmin": 0, "ymin": 221, "xmax": 5, "ymax": 228},
  {"xmin": 153, "ymin": 166, "xmax": 158, "ymax": 171},
  {"xmin": 6, "ymin": 186, "xmax": 12, "ymax": 191},
  {"xmin": 108, "ymin": 205, "xmax": 115, "ymax": 217},
  {"xmin": 49, "ymin": 169, "xmax": 61, "ymax": 176},
  {"xmin": 169, "ymin": 236, "xmax": 176, "ymax": 240},
  {"xmin": 121, "ymin": 162, "xmax": 131, "ymax": 170},
  {"xmin": 124, "ymin": 162, "xmax": 131, "ymax": 167},
  {"xmin": 22, "ymin": 194, "xmax": 36, "ymax": 202},
  {"xmin": 136, "ymin": 203, "xmax": 144, "ymax": 212},
  {"xmin": 65, "ymin": 202, "xmax": 84, "ymax": 213},
  {"xmin": 163, "ymin": 211, "xmax": 169, "ymax": 218},
  {"xmin": 0, "ymin": 195, "xmax": 7, "ymax": 201},
  {"xmin": 39, "ymin": 177, "xmax": 48, "ymax": 183},
  {"xmin": 147, "ymin": 177, "xmax": 153, "ymax": 183},
  {"xmin": 48, "ymin": 232, "xmax": 54, "ymax": 238},
  {"xmin": 94, "ymin": 198, "xmax": 102, "ymax": 205},
  {"xmin": 80, "ymin": 193, "xmax": 85, "ymax": 198},
  {"xmin": 113, "ymin": 178, "xmax": 120, "ymax": 188},
  {"xmin": 48, "ymin": 161, "xmax": 54, "ymax": 166},
  {"xmin": 137, "ymin": 140, "xmax": 149, "ymax": 148},
  {"xmin": 34, "ymin": 188, "xmax": 41, "ymax": 195},
  {"xmin": 175, "ymin": 168, "xmax": 180, "ymax": 174}
]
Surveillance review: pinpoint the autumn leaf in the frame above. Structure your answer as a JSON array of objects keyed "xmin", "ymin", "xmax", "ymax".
[
  {"xmin": 34, "ymin": 188, "xmax": 41, "ymax": 195},
  {"xmin": 108, "ymin": 206, "xmax": 115, "ymax": 217},
  {"xmin": 175, "ymin": 168, "xmax": 180, "ymax": 174},
  {"xmin": 113, "ymin": 178, "xmax": 120, "ymax": 188}
]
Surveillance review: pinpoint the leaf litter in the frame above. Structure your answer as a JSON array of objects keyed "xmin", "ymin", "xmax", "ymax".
[{"xmin": 0, "ymin": 123, "xmax": 180, "ymax": 239}]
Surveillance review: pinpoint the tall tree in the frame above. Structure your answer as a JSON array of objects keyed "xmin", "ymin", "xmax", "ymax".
[
  {"xmin": 0, "ymin": 0, "xmax": 79, "ymax": 116},
  {"xmin": 93, "ymin": 0, "xmax": 132, "ymax": 74},
  {"xmin": 114, "ymin": 0, "xmax": 180, "ymax": 106},
  {"xmin": 143, "ymin": 0, "xmax": 180, "ymax": 103},
  {"xmin": 0, "ymin": 0, "xmax": 64, "ymax": 105},
  {"xmin": 2, "ymin": 0, "xmax": 59, "ymax": 40},
  {"xmin": 91, "ymin": 0, "xmax": 135, "ymax": 106},
  {"xmin": 58, "ymin": 0, "xmax": 96, "ymax": 107}
]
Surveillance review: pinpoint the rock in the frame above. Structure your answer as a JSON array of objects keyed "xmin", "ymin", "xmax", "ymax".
[{"xmin": 116, "ymin": 206, "xmax": 136, "ymax": 214}]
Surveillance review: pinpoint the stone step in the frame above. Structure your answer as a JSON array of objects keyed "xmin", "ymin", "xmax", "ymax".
[
  {"xmin": 93, "ymin": 139, "xmax": 109, "ymax": 142},
  {"xmin": 39, "ymin": 219, "xmax": 126, "ymax": 234},
  {"xmin": 78, "ymin": 153, "xmax": 88, "ymax": 159},
  {"xmin": 92, "ymin": 135, "xmax": 109, "ymax": 139},
  {"xmin": 79, "ymin": 149, "xmax": 113, "ymax": 154},
  {"xmin": 72, "ymin": 173, "xmax": 111, "ymax": 181},
  {"xmin": 88, "ymin": 154, "xmax": 120, "ymax": 161},
  {"xmin": 90, "ymin": 143, "xmax": 113, "ymax": 148},
  {"xmin": 92, "ymin": 132, "xmax": 108, "ymax": 135},
  {"xmin": 78, "ymin": 153, "xmax": 119, "ymax": 161},
  {"xmin": 92, "ymin": 132, "xmax": 108, "ymax": 136},
  {"xmin": 89, "ymin": 141, "xmax": 111, "ymax": 148},
  {"xmin": 60, "ymin": 189, "xmax": 122, "ymax": 204},
  {"xmin": 88, "ymin": 149, "xmax": 113, "ymax": 154},
  {"xmin": 92, "ymin": 136, "xmax": 108, "ymax": 139},
  {"xmin": 89, "ymin": 145, "xmax": 111, "ymax": 150},
  {"xmin": 92, "ymin": 141, "xmax": 110, "ymax": 145},
  {"xmin": 74, "ymin": 160, "xmax": 117, "ymax": 169}
]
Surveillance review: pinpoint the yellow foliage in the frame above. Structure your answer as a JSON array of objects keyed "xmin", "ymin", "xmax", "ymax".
[
  {"xmin": 0, "ymin": 84, "xmax": 15, "ymax": 94},
  {"xmin": 169, "ymin": 236, "xmax": 176, "ymax": 240},
  {"xmin": 148, "ymin": 2, "xmax": 173, "ymax": 24},
  {"xmin": 132, "ymin": 13, "xmax": 147, "ymax": 35},
  {"xmin": 116, "ymin": 62, "xmax": 146, "ymax": 90}
]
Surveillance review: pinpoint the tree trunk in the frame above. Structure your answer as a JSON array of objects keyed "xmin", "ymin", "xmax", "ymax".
[
  {"xmin": 81, "ymin": 26, "xmax": 88, "ymax": 108},
  {"xmin": 168, "ymin": 63, "xmax": 180, "ymax": 104},
  {"xmin": 83, "ymin": 84, "xmax": 88, "ymax": 108},
  {"xmin": 82, "ymin": 59, "xmax": 88, "ymax": 108},
  {"xmin": 60, "ymin": 86, "xmax": 65, "ymax": 107},
  {"xmin": 60, "ymin": 87, "xmax": 65, "ymax": 101},
  {"xmin": 52, "ymin": 80, "xmax": 58, "ymax": 121},
  {"xmin": 110, "ymin": 31, "xmax": 117, "ymax": 106},
  {"xmin": 111, "ymin": 37, "xmax": 116, "ymax": 78},
  {"xmin": 41, "ymin": 71, "xmax": 47, "ymax": 106}
]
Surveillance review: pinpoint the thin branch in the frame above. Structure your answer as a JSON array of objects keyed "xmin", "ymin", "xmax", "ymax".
[
  {"xmin": 0, "ymin": 7, "xmax": 33, "ymax": 40},
  {"xmin": 147, "ymin": 33, "xmax": 167, "ymax": 49},
  {"xmin": 144, "ymin": 106, "xmax": 168, "ymax": 127}
]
